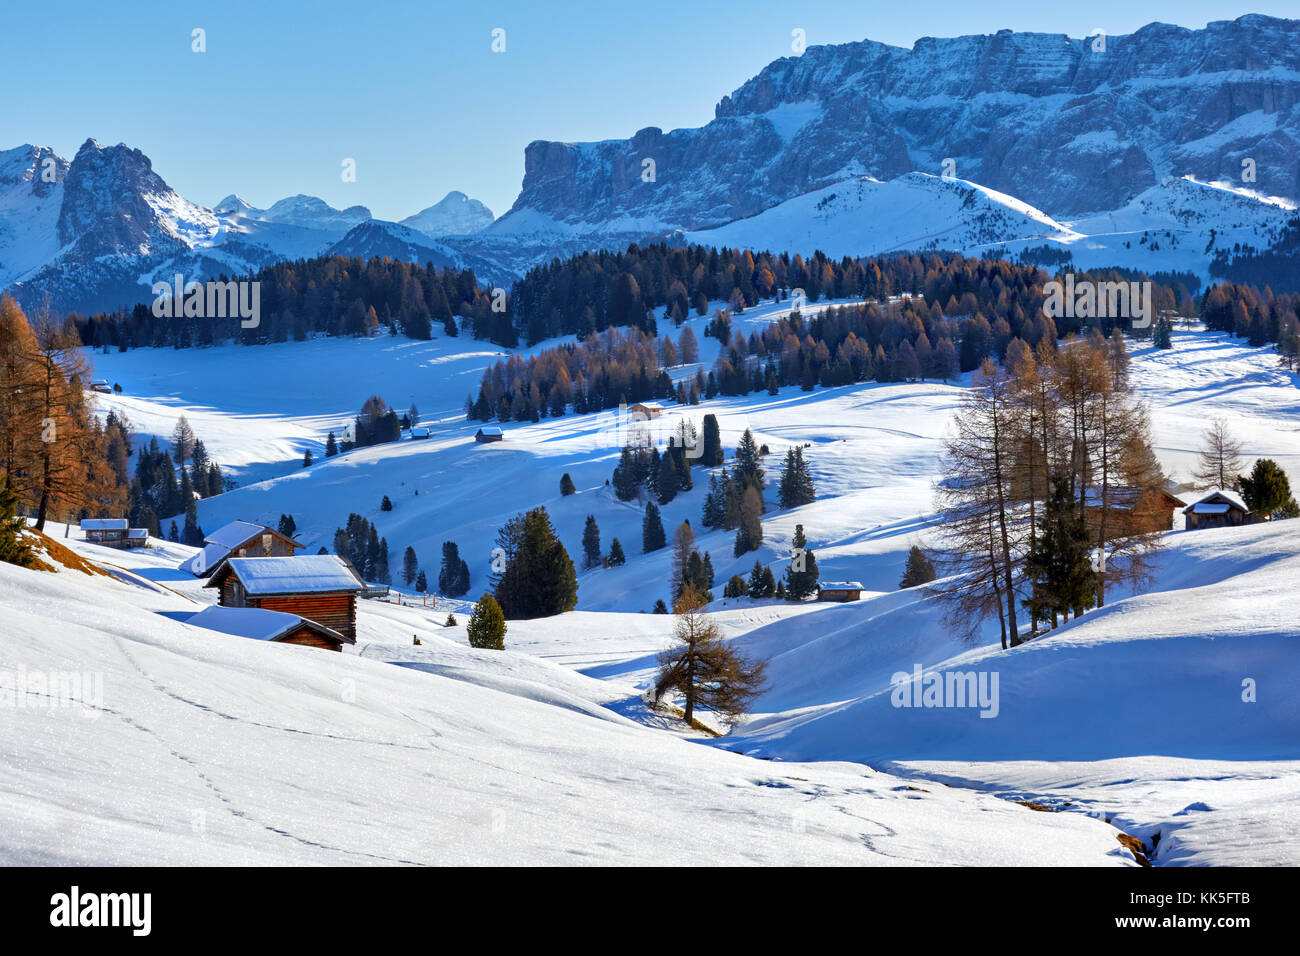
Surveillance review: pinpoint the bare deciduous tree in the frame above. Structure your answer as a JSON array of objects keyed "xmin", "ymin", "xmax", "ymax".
[{"xmin": 1192, "ymin": 418, "xmax": 1244, "ymax": 490}]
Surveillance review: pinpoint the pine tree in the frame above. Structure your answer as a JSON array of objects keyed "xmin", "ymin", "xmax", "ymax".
[
  {"xmin": 724, "ymin": 575, "xmax": 748, "ymax": 598},
  {"xmin": 380, "ymin": 495, "xmax": 392, "ymax": 511},
  {"xmin": 642, "ymin": 501, "xmax": 666, "ymax": 552},
  {"xmin": 582, "ymin": 514, "xmax": 601, "ymax": 569},
  {"xmin": 652, "ymin": 598, "xmax": 668, "ymax": 614},
  {"xmin": 701, "ymin": 414, "xmax": 724, "ymax": 466},
  {"xmin": 302, "ymin": 449, "xmax": 313, "ymax": 468},
  {"xmin": 467, "ymin": 593, "xmax": 507, "ymax": 649},
  {"xmin": 0, "ymin": 482, "xmax": 35, "ymax": 568},
  {"xmin": 277, "ymin": 514, "xmax": 296, "ymax": 538},
  {"xmin": 492, "ymin": 507, "xmax": 578, "ymax": 619},
  {"xmin": 656, "ymin": 451, "xmax": 679, "ymax": 504},
  {"xmin": 325, "ymin": 431, "xmax": 338, "ymax": 457},
  {"xmin": 606, "ymin": 537, "xmax": 626, "ymax": 566},
  {"xmin": 734, "ymin": 428, "xmax": 765, "ymax": 503},
  {"xmin": 777, "ymin": 446, "xmax": 816, "ymax": 509},
  {"xmin": 733, "ymin": 486, "xmax": 763, "ymax": 557},
  {"xmin": 1240, "ymin": 459, "xmax": 1296, "ymax": 519},
  {"xmin": 560, "ymin": 472, "xmax": 576, "ymax": 496},
  {"xmin": 168, "ymin": 520, "xmax": 179, "ymax": 543},
  {"xmin": 438, "ymin": 541, "xmax": 471, "ymax": 596},
  {"xmin": 899, "ymin": 545, "xmax": 936, "ymax": 589},
  {"xmin": 403, "ymin": 546, "xmax": 418, "ymax": 586},
  {"xmin": 1024, "ymin": 474, "xmax": 1096, "ymax": 627},
  {"xmin": 784, "ymin": 523, "xmax": 820, "ymax": 600},
  {"xmin": 416, "ymin": 569, "xmax": 428, "ymax": 593},
  {"xmin": 613, "ymin": 447, "xmax": 639, "ymax": 501}
]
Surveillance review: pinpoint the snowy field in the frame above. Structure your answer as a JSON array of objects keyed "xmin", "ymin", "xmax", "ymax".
[{"xmin": 7, "ymin": 307, "xmax": 1297, "ymax": 865}]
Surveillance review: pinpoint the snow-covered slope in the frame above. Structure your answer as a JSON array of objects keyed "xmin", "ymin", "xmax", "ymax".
[
  {"xmin": 0, "ymin": 545, "xmax": 1134, "ymax": 866},
  {"xmin": 686, "ymin": 173, "xmax": 1077, "ymax": 260}
]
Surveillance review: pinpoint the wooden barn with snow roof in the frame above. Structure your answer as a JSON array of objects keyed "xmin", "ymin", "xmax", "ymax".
[
  {"xmin": 180, "ymin": 520, "xmax": 305, "ymax": 577},
  {"xmin": 186, "ymin": 605, "xmax": 353, "ymax": 652},
  {"xmin": 1183, "ymin": 489, "xmax": 1255, "ymax": 530},
  {"xmin": 204, "ymin": 555, "xmax": 365, "ymax": 641}
]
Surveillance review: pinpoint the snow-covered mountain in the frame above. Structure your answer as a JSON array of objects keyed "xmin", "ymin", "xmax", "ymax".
[
  {"xmin": 400, "ymin": 190, "xmax": 494, "ymax": 237},
  {"xmin": 5, "ymin": 15, "xmax": 1300, "ymax": 315},
  {"xmin": 498, "ymin": 14, "xmax": 1300, "ymax": 234},
  {"xmin": 0, "ymin": 142, "xmax": 496, "ymax": 315}
]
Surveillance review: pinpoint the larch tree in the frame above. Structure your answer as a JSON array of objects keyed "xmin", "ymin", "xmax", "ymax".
[
  {"xmin": 652, "ymin": 586, "xmax": 767, "ymax": 727},
  {"xmin": 1193, "ymin": 418, "xmax": 1245, "ymax": 490}
]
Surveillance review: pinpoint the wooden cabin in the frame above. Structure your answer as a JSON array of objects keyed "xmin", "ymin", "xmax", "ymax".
[
  {"xmin": 186, "ymin": 605, "xmax": 353, "ymax": 652},
  {"xmin": 204, "ymin": 555, "xmax": 365, "ymax": 641},
  {"xmin": 1183, "ymin": 489, "xmax": 1254, "ymax": 530},
  {"xmin": 123, "ymin": 528, "xmax": 150, "ymax": 549},
  {"xmin": 81, "ymin": 518, "xmax": 128, "ymax": 546},
  {"xmin": 817, "ymin": 581, "xmax": 864, "ymax": 602},
  {"xmin": 409, "ymin": 427, "xmax": 431, "ymax": 440},
  {"xmin": 1082, "ymin": 487, "xmax": 1185, "ymax": 534},
  {"xmin": 180, "ymin": 520, "xmax": 305, "ymax": 577},
  {"xmin": 629, "ymin": 402, "xmax": 664, "ymax": 420},
  {"xmin": 475, "ymin": 426, "xmax": 504, "ymax": 443}
]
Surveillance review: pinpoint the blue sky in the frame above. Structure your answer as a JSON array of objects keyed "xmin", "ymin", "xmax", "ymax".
[{"xmin": 2, "ymin": 1, "xmax": 1292, "ymax": 220}]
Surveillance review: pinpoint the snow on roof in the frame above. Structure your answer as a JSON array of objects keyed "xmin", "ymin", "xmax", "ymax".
[
  {"xmin": 126, "ymin": 528, "xmax": 148, "ymax": 539},
  {"xmin": 210, "ymin": 555, "xmax": 364, "ymax": 595},
  {"xmin": 1182, "ymin": 488, "xmax": 1249, "ymax": 513},
  {"xmin": 1191, "ymin": 503, "xmax": 1232, "ymax": 514},
  {"xmin": 820, "ymin": 581, "xmax": 864, "ymax": 590},
  {"xmin": 477, "ymin": 426, "xmax": 503, "ymax": 435},
  {"xmin": 187, "ymin": 606, "xmax": 305, "ymax": 642},
  {"xmin": 81, "ymin": 518, "xmax": 127, "ymax": 531},
  {"xmin": 410, "ymin": 427, "xmax": 430, "ymax": 436},
  {"xmin": 204, "ymin": 520, "xmax": 271, "ymax": 549},
  {"xmin": 180, "ymin": 540, "xmax": 229, "ymax": 576}
]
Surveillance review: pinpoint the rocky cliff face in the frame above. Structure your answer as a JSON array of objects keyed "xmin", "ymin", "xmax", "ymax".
[{"xmin": 498, "ymin": 14, "xmax": 1300, "ymax": 231}]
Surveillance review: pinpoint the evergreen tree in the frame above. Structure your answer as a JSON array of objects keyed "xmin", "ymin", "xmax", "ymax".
[
  {"xmin": 642, "ymin": 501, "xmax": 666, "ymax": 552},
  {"xmin": 1239, "ymin": 458, "xmax": 1297, "ymax": 519},
  {"xmin": 724, "ymin": 575, "xmax": 748, "ymax": 598},
  {"xmin": 1024, "ymin": 475, "xmax": 1097, "ymax": 627},
  {"xmin": 416, "ymin": 570, "xmax": 428, "ymax": 593},
  {"xmin": 733, "ymin": 486, "xmax": 763, "ymax": 557},
  {"xmin": 701, "ymin": 414, "xmax": 724, "ymax": 466},
  {"xmin": 492, "ymin": 507, "xmax": 578, "ymax": 619},
  {"xmin": 380, "ymin": 495, "xmax": 393, "ymax": 511},
  {"xmin": 778, "ymin": 446, "xmax": 817, "ymax": 509},
  {"xmin": 560, "ymin": 472, "xmax": 576, "ymax": 496},
  {"xmin": 0, "ymin": 483, "xmax": 35, "ymax": 568},
  {"xmin": 734, "ymin": 428, "xmax": 765, "ymax": 507},
  {"xmin": 581, "ymin": 514, "xmax": 601, "ymax": 569},
  {"xmin": 302, "ymin": 449, "xmax": 313, "ymax": 468},
  {"xmin": 656, "ymin": 451, "xmax": 679, "ymax": 505},
  {"xmin": 701, "ymin": 472, "xmax": 725, "ymax": 528},
  {"xmin": 899, "ymin": 545, "xmax": 936, "ymax": 589},
  {"xmin": 784, "ymin": 523, "xmax": 820, "ymax": 600},
  {"xmin": 277, "ymin": 513, "xmax": 296, "ymax": 538},
  {"xmin": 612, "ymin": 447, "xmax": 639, "ymax": 501},
  {"xmin": 403, "ymin": 545, "xmax": 418, "ymax": 586},
  {"xmin": 325, "ymin": 431, "xmax": 338, "ymax": 457},
  {"xmin": 438, "ymin": 541, "xmax": 471, "ymax": 596},
  {"xmin": 606, "ymin": 537, "xmax": 626, "ymax": 567},
  {"xmin": 652, "ymin": 599, "xmax": 668, "ymax": 614},
  {"xmin": 467, "ymin": 593, "xmax": 507, "ymax": 650},
  {"xmin": 168, "ymin": 520, "xmax": 179, "ymax": 543}
]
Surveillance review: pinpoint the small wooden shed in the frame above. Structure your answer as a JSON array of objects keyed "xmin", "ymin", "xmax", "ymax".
[
  {"xmin": 629, "ymin": 402, "xmax": 663, "ymax": 420},
  {"xmin": 81, "ymin": 518, "xmax": 128, "ymax": 546},
  {"xmin": 817, "ymin": 581, "xmax": 864, "ymax": 602},
  {"xmin": 475, "ymin": 426, "xmax": 504, "ymax": 443},
  {"xmin": 180, "ymin": 520, "xmax": 305, "ymax": 577},
  {"xmin": 204, "ymin": 555, "xmax": 365, "ymax": 641},
  {"xmin": 187, "ymin": 605, "xmax": 353, "ymax": 651},
  {"xmin": 1183, "ymin": 489, "xmax": 1254, "ymax": 530}
]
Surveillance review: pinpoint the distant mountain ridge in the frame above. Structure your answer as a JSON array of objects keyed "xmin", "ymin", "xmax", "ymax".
[
  {"xmin": 498, "ymin": 14, "xmax": 1300, "ymax": 233},
  {"xmin": 5, "ymin": 14, "xmax": 1300, "ymax": 315}
]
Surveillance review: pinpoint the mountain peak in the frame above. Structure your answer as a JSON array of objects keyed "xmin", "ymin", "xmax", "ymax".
[{"xmin": 400, "ymin": 190, "xmax": 494, "ymax": 237}]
